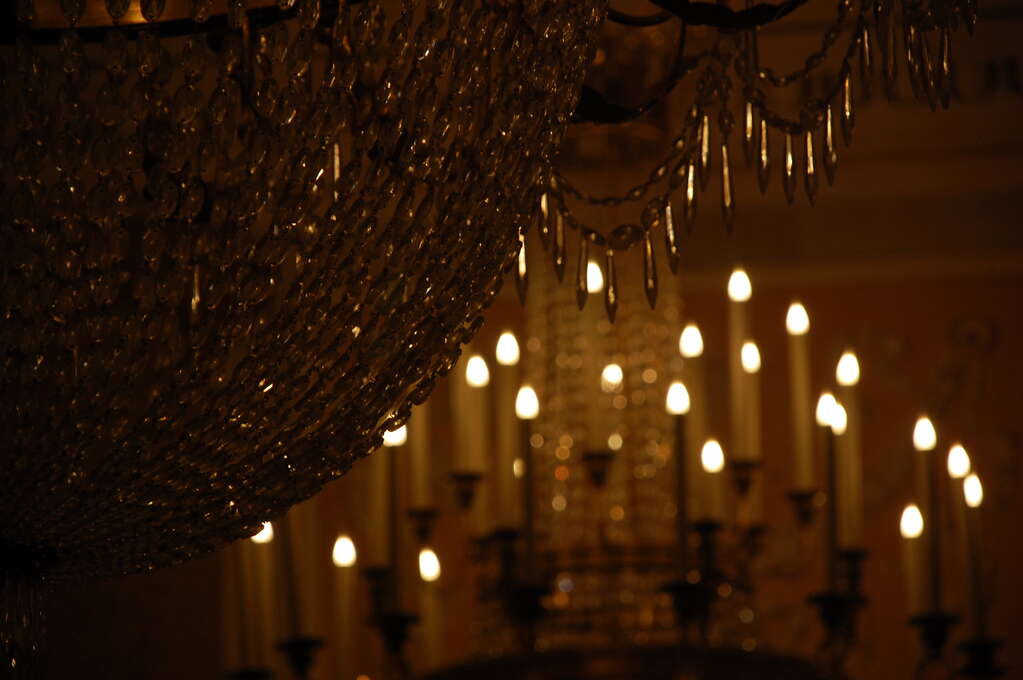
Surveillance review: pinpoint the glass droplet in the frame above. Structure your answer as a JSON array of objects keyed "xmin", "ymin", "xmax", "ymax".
[
  {"xmin": 824, "ymin": 105, "xmax": 838, "ymax": 185},
  {"xmin": 698, "ymin": 113, "xmax": 711, "ymax": 190},
  {"xmin": 576, "ymin": 233, "xmax": 588, "ymax": 311},
  {"xmin": 804, "ymin": 131, "xmax": 818, "ymax": 206},
  {"xmin": 663, "ymin": 202, "xmax": 679, "ymax": 274},
  {"xmin": 552, "ymin": 206, "xmax": 565, "ymax": 282},
  {"xmin": 643, "ymin": 230, "xmax": 657, "ymax": 309},
  {"xmin": 783, "ymin": 132, "xmax": 796, "ymax": 205},
  {"xmin": 604, "ymin": 248, "xmax": 618, "ymax": 323},
  {"xmin": 757, "ymin": 118, "xmax": 770, "ymax": 194},
  {"xmin": 683, "ymin": 162, "xmax": 697, "ymax": 233},
  {"xmin": 841, "ymin": 73, "xmax": 855, "ymax": 146},
  {"xmin": 721, "ymin": 142, "xmax": 735, "ymax": 231}
]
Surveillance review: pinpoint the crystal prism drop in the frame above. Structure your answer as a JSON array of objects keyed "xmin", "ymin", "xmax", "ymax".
[
  {"xmin": 643, "ymin": 230, "xmax": 658, "ymax": 309},
  {"xmin": 538, "ymin": 193, "xmax": 551, "ymax": 250},
  {"xmin": 698, "ymin": 113, "xmax": 711, "ymax": 190},
  {"xmin": 882, "ymin": 13, "xmax": 898, "ymax": 95},
  {"xmin": 918, "ymin": 32, "xmax": 938, "ymax": 112},
  {"xmin": 721, "ymin": 142, "xmax": 735, "ymax": 232},
  {"xmin": 515, "ymin": 231, "xmax": 528, "ymax": 304},
  {"xmin": 824, "ymin": 105, "xmax": 838, "ymax": 186},
  {"xmin": 841, "ymin": 74, "xmax": 855, "ymax": 146},
  {"xmin": 804, "ymin": 131, "xmax": 818, "ymax": 206},
  {"xmin": 552, "ymin": 207, "xmax": 565, "ymax": 282},
  {"xmin": 757, "ymin": 118, "xmax": 770, "ymax": 194},
  {"xmin": 905, "ymin": 25, "xmax": 924, "ymax": 103},
  {"xmin": 683, "ymin": 162, "xmax": 698, "ymax": 233},
  {"xmin": 782, "ymin": 132, "xmax": 796, "ymax": 205},
  {"xmin": 663, "ymin": 202, "xmax": 680, "ymax": 274},
  {"xmin": 859, "ymin": 22, "xmax": 874, "ymax": 97},
  {"xmin": 604, "ymin": 248, "xmax": 618, "ymax": 323},
  {"xmin": 939, "ymin": 28, "xmax": 952, "ymax": 110},
  {"xmin": 743, "ymin": 101, "xmax": 756, "ymax": 167},
  {"xmin": 576, "ymin": 234, "xmax": 589, "ymax": 311}
]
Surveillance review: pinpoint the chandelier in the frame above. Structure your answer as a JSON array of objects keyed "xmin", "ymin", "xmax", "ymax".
[
  {"xmin": 0, "ymin": 0, "xmax": 605, "ymax": 670},
  {"xmin": 218, "ymin": 254, "xmax": 1005, "ymax": 680}
]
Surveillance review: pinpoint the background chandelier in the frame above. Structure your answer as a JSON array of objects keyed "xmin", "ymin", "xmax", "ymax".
[
  {"xmin": 0, "ymin": 0, "xmax": 605, "ymax": 666},
  {"xmin": 521, "ymin": 0, "xmax": 978, "ymax": 319}
]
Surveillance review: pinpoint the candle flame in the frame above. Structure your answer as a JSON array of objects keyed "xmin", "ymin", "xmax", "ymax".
[
  {"xmin": 495, "ymin": 331, "xmax": 520, "ymax": 366},
  {"xmin": 600, "ymin": 363, "xmax": 624, "ymax": 393},
  {"xmin": 383, "ymin": 425, "xmax": 407, "ymax": 447},
  {"xmin": 947, "ymin": 444, "xmax": 971, "ymax": 479},
  {"xmin": 836, "ymin": 351, "xmax": 860, "ymax": 386},
  {"xmin": 785, "ymin": 302, "xmax": 810, "ymax": 335},
  {"xmin": 465, "ymin": 354, "xmax": 490, "ymax": 387},
  {"xmin": 815, "ymin": 392, "xmax": 837, "ymax": 427},
  {"xmin": 964, "ymin": 473, "xmax": 983, "ymax": 508},
  {"xmin": 740, "ymin": 341, "xmax": 761, "ymax": 373},
  {"xmin": 829, "ymin": 400, "xmax": 848, "ymax": 436},
  {"xmin": 727, "ymin": 268, "xmax": 752, "ymax": 302},
  {"xmin": 913, "ymin": 416, "xmax": 937, "ymax": 452},
  {"xmin": 332, "ymin": 535, "xmax": 357, "ymax": 567},
  {"xmin": 515, "ymin": 385, "xmax": 539, "ymax": 420},
  {"xmin": 419, "ymin": 547, "xmax": 441, "ymax": 582},
  {"xmin": 900, "ymin": 504, "xmax": 924, "ymax": 539},
  {"xmin": 251, "ymin": 522, "xmax": 274, "ymax": 544},
  {"xmin": 586, "ymin": 260, "xmax": 604, "ymax": 294},
  {"xmin": 678, "ymin": 324, "xmax": 704, "ymax": 358},
  {"xmin": 665, "ymin": 381, "xmax": 690, "ymax": 415},
  {"xmin": 701, "ymin": 439, "xmax": 725, "ymax": 474}
]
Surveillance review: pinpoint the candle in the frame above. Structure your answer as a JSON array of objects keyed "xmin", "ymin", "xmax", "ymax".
[
  {"xmin": 516, "ymin": 385, "xmax": 540, "ymax": 573},
  {"xmin": 584, "ymin": 261, "xmax": 605, "ymax": 450},
  {"xmin": 332, "ymin": 535, "xmax": 358, "ymax": 677},
  {"xmin": 249, "ymin": 523, "xmax": 276, "ymax": 667},
  {"xmin": 900, "ymin": 503, "xmax": 929, "ymax": 617},
  {"xmin": 454, "ymin": 352, "xmax": 490, "ymax": 475},
  {"xmin": 275, "ymin": 498, "xmax": 325, "ymax": 639},
  {"xmin": 947, "ymin": 444, "xmax": 971, "ymax": 629},
  {"xmin": 963, "ymin": 473, "xmax": 987, "ymax": 637},
  {"xmin": 493, "ymin": 332, "xmax": 521, "ymax": 530},
  {"xmin": 912, "ymin": 415, "xmax": 941, "ymax": 611},
  {"xmin": 827, "ymin": 400, "xmax": 848, "ymax": 589},
  {"xmin": 679, "ymin": 324, "xmax": 709, "ymax": 519},
  {"xmin": 407, "ymin": 403, "xmax": 433, "ymax": 511},
  {"xmin": 417, "ymin": 547, "xmax": 443, "ymax": 668},
  {"xmin": 739, "ymin": 340, "xmax": 762, "ymax": 463},
  {"xmin": 835, "ymin": 351, "xmax": 863, "ymax": 549},
  {"xmin": 786, "ymin": 302, "xmax": 814, "ymax": 491},
  {"xmin": 699, "ymin": 439, "xmax": 727, "ymax": 523},
  {"xmin": 727, "ymin": 268, "xmax": 752, "ymax": 462},
  {"xmin": 365, "ymin": 431, "xmax": 401, "ymax": 568},
  {"xmin": 666, "ymin": 380, "xmax": 691, "ymax": 562}
]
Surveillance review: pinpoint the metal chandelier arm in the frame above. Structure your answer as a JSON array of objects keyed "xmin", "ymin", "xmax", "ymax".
[{"xmin": 649, "ymin": 0, "xmax": 810, "ymax": 28}]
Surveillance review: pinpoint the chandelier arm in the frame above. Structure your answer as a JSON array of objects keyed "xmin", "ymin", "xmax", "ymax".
[
  {"xmin": 606, "ymin": 8, "xmax": 676, "ymax": 27},
  {"xmin": 649, "ymin": 0, "xmax": 811, "ymax": 29}
]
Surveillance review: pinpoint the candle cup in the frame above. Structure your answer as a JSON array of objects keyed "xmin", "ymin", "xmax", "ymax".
[
  {"xmin": 450, "ymin": 471, "xmax": 482, "ymax": 510},
  {"xmin": 227, "ymin": 669, "xmax": 273, "ymax": 680},
  {"xmin": 407, "ymin": 507, "xmax": 439, "ymax": 544},
  {"xmin": 957, "ymin": 637, "xmax": 1005, "ymax": 679},
  {"xmin": 788, "ymin": 489, "xmax": 817, "ymax": 526},
  {"xmin": 581, "ymin": 448, "xmax": 615, "ymax": 487},
  {"xmin": 808, "ymin": 590, "xmax": 865, "ymax": 641},
  {"xmin": 662, "ymin": 578, "xmax": 717, "ymax": 641},
  {"xmin": 277, "ymin": 636, "xmax": 324, "ymax": 680},
  {"xmin": 909, "ymin": 611, "xmax": 960, "ymax": 660},
  {"xmin": 838, "ymin": 548, "xmax": 869, "ymax": 596},
  {"xmin": 729, "ymin": 459, "xmax": 760, "ymax": 498}
]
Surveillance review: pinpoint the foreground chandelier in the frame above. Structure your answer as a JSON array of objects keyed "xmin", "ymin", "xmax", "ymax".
[
  {"xmin": 0, "ymin": 0, "xmax": 605, "ymax": 666},
  {"xmin": 522, "ymin": 0, "xmax": 978, "ymax": 317}
]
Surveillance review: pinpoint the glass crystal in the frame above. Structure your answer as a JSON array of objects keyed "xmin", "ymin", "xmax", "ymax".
[
  {"xmin": 782, "ymin": 132, "xmax": 796, "ymax": 205},
  {"xmin": 824, "ymin": 105, "xmax": 838, "ymax": 185},
  {"xmin": 721, "ymin": 142, "xmax": 735, "ymax": 231},
  {"xmin": 604, "ymin": 248, "xmax": 618, "ymax": 323},
  {"xmin": 841, "ymin": 74, "xmax": 855, "ymax": 146},
  {"xmin": 663, "ymin": 203, "xmax": 679, "ymax": 275},
  {"xmin": 576, "ymin": 233, "xmax": 589, "ymax": 310},
  {"xmin": 804, "ymin": 131, "xmax": 818, "ymax": 206},
  {"xmin": 698, "ymin": 113, "xmax": 711, "ymax": 190},
  {"xmin": 757, "ymin": 118, "xmax": 770, "ymax": 194},
  {"xmin": 643, "ymin": 231, "xmax": 658, "ymax": 309}
]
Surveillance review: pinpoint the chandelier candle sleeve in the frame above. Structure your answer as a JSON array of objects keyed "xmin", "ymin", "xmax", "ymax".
[
  {"xmin": 275, "ymin": 498, "xmax": 324, "ymax": 639},
  {"xmin": 455, "ymin": 352, "xmax": 491, "ymax": 476},
  {"xmin": 900, "ymin": 504, "xmax": 929, "ymax": 617},
  {"xmin": 727, "ymin": 268, "xmax": 753, "ymax": 462},
  {"xmin": 963, "ymin": 474, "xmax": 988, "ymax": 638},
  {"xmin": 912, "ymin": 415, "xmax": 942, "ymax": 611},
  {"xmin": 740, "ymin": 341, "xmax": 763, "ymax": 463},
  {"xmin": 494, "ymin": 332, "xmax": 522, "ymax": 530},
  {"xmin": 365, "ymin": 444, "xmax": 393, "ymax": 568},
  {"xmin": 786, "ymin": 303, "xmax": 815, "ymax": 491},
  {"xmin": 835, "ymin": 351, "xmax": 864, "ymax": 549},
  {"xmin": 584, "ymin": 261, "xmax": 606, "ymax": 451},
  {"xmin": 679, "ymin": 325, "xmax": 710, "ymax": 519},
  {"xmin": 332, "ymin": 535, "xmax": 358, "ymax": 677},
  {"xmin": 408, "ymin": 404, "xmax": 433, "ymax": 511},
  {"xmin": 418, "ymin": 548, "xmax": 444, "ymax": 668},
  {"xmin": 700, "ymin": 439, "xmax": 727, "ymax": 522},
  {"xmin": 947, "ymin": 445, "xmax": 971, "ymax": 624},
  {"xmin": 666, "ymin": 381, "xmax": 692, "ymax": 566}
]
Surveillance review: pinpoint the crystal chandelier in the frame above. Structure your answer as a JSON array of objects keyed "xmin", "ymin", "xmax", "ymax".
[{"xmin": 0, "ymin": 0, "xmax": 605, "ymax": 668}]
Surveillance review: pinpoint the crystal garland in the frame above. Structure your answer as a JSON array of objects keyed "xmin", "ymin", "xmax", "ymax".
[
  {"xmin": 0, "ymin": 0, "xmax": 606, "ymax": 594},
  {"xmin": 519, "ymin": 0, "xmax": 976, "ymax": 319}
]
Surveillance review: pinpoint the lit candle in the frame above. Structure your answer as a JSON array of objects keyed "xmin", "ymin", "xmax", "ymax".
[
  {"xmin": 699, "ymin": 439, "xmax": 727, "ymax": 523},
  {"xmin": 666, "ymin": 380, "xmax": 691, "ymax": 561},
  {"xmin": 739, "ymin": 341, "xmax": 762, "ymax": 463},
  {"xmin": 827, "ymin": 400, "xmax": 848, "ymax": 590},
  {"xmin": 275, "ymin": 498, "xmax": 325, "ymax": 639},
  {"xmin": 516, "ymin": 385, "xmax": 540, "ymax": 573},
  {"xmin": 584, "ymin": 261, "xmax": 605, "ymax": 450},
  {"xmin": 248, "ymin": 523, "xmax": 276, "ymax": 667},
  {"xmin": 407, "ymin": 403, "xmax": 433, "ymax": 511},
  {"xmin": 417, "ymin": 547, "xmax": 443, "ymax": 668},
  {"xmin": 679, "ymin": 324, "xmax": 709, "ymax": 519},
  {"xmin": 786, "ymin": 302, "xmax": 815, "ymax": 491},
  {"xmin": 835, "ymin": 351, "xmax": 863, "ymax": 549},
  {"xmin": 493, "ymin": 331, "xmax": 522, "ymax": 530},
  {"xmin": 947, "ymin": 444, "xmax": 971, "ymax": 629},
  {"xmin": 454, "ymin": 352, "xmax": 491, "ymax": 476},
  {"xmin": 365, "ymin": 429, "xmax": 403, "ymax": 568},
  {"xmin": 963, "ymin": 473, "xmax": 987, "ymax": 637},
  {"xmin": 912, "ymin": 415, "xmax": 941, "ymax": 611},
  {"xmin": 900, "ymin": 503, "xmax": 929, "ymax": 617},
  {"xmin": 332, "ymin": 535, "xmax": 358, "ymax": 677},
  {"xmin": 727, "ymin": 268, "xmax": 752, "ymax": 462}
]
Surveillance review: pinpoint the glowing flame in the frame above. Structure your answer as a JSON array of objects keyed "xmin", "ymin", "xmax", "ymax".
[
  {"xmin": 586, "ymin": 261, "xmax": 604, "ymax": 294},
  {"xmin": 332, "ymin": 535, "xmax": 357, "ymax": 567},
  {"xmin": 418, "ymin": 547, "xmax": 441, "ymax": 582},
  {"xmin": 836, "ymin": 351, "xmax": 860, "ymax": 386},
  {"xmin": 786, "ymin": 302, "xmax": 810, "ymax": 335},
  {"xmin": 701, "ymin": 439, "xmax": 725, "ymax": 474},
  {"xmin": 251, "ymin": 522, "xmax": 274, "ymax": 544},
  {"xmin": 600, "ymin": 363, "xmax": 624, "ymax": 393},
  {"xmin": 900, "ymin": 504, "xmax": 924, "ymax": 539},
  {"xmin": 727, "ymin": 268, "xmax": 752, "ymax": 302},
  {"xmin": 515, "ymin": 385, "xmax": 539, "ymax": 420},
  {"xmin": 495, "ymin": 332, "xmax": 520, "ymax": 366},
  {"xmin": 815, "ymin": 392, "xmax": 837, "ymax": 427},
  {"xmin": 665, "ymin": 381, "xmax": 690, "ymax": 415},
  {"xmin": 964, "ymin": 474, "xmax": 983, "ymax": 508},
  {"xmin": 679, "ymin": 324, "xmax": 704, "ymax": 358},
  {"xmin": 740, "ymin": 341, "xmax": 761, "ymax": 373},
  {"xmin": 913, "ymin": 416, "xmax": 937, "ymax": 452},
  {"xmin": 829, "ymin": 401, "xmax": 848, "ymax": 436},
  {"xmin": 383, "ymin": 425, "xmax": 407, "ymax": 447},
  {"xmin": 947, "ymin": 444, "xmax": 971, "ymax": 479},
  {"xmin": 465, "ymin": 354, "xmax": 490, "ymax": 387}
]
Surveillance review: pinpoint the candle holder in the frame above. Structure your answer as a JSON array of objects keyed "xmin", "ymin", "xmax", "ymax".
[
  {"xmin": 729, "ymin": 460, "xmax": 760, "ymax": 498},
  {"xmin": 277, "ymin": 636, "xmax": 324, "ymax": 680},
  {"xmin": 581, "ymin": 448, "xmax": 615, "ymax": 487},
  {"xmin": 407, "ymin": 507, "xmax": 438, "ymax": 543},
  {"xmin": 838, "ymin": 549, "xmax": 868, "ymax": 595},
  {"xmin": 909, "ymin": 611, "xmax": 960, "ymax": 660},
  {"xmin": 958, "ymin": 637, "xmax": 1004, "ymax": 679},
  {"xmin": 808, "ymin": 591, "xmax": 865, "ymax": 640},
  {"xmin": 504, "ymin": 579, "xmax": 550, "ymax": 652},
  {"xmin": 662, "ymin": 577, "xmax": 717, "ymax": 641},
  {"xmin": 787, "ymin": 489, "xmax": 817, "ymax": 526},
  {"xmin": 491, "ymin": 528, "xmax": 522, "ymax": 581},
  {"xmin": 450, "ymin": 471, "xmax": 482, "ymax": 509},
  {"xmin": 363, "ymin": 566, "xmax": 391, "ymax": 615},
  {"xmin": 227, "ymin": 669, "xmax": 273, "ymax": 680},
  {"xmin": 692, "ymin": 521, "xmax": 722, "ymax": 583}
]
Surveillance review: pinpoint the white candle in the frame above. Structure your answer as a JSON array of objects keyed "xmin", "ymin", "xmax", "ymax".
[
  {"xmin": 699, "ymin": 439, "xmax": 727, "ymax": 522},
  {"xmin": 785, "ymin": 302, "xmax": 814, "ymax": 490},
  {"xmin": 365, "ymin": 433, "xmax": 399, "ymax": 568},
  {"xmin": 679, "ymin": 324, "xmax": 709, "ymax": 518},
  {"xmin": 912, "ymin": 415, "xmax": 941, "ymax": 610},
  {"xmin": 835, "ymin": 351, "xmax": 863, "ymax": 548},
  {"xmin": 407, "ymin": 403, "xmax": 433, "ymax": 511},
  {"xmin": 456, "ymin": 352, "xmax": 490, "ymax": 475},
  {"xmin": 900, "ymin": 504, "xmax": 929, "ymax": 616},
  {"xmin": 332, "ymin": 535, "xmax": 358, "ymax": 676},
  {"xmin": 417, "ymin": 547, "xmax": 443, "ymax": 668},
  {"xmin": 963, "ymin": 473, "xmax": 987, "ymax": 637},
  {"xmin": 249, "ymin": 524, "xmax": 276, "ymax": 667},
  {"xmin": 727, "ymin": 268, "xmax": 752, "ymax": 462},
  {"xmin": 274, "ymin": 498, "xmax": 325, "ymax": 639},
  {"xmin": 584, "ymin": 261, "xmax": 606, "ymax": 450},
  {"xmin": 740, "ymin": 340, "xmax": 762, "ymax": 463},
  {"xmin": 493, "ymin": 331, "xmax": 521, "ymax": 530}
]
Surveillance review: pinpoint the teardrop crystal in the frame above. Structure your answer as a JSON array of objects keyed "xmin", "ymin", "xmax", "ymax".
[
  {"xmin": 643, "ymin": 230, "xmax": 658, "ymax": 309},
  {"xmin": 804, "ymin": 131, "xmax": 818, "ymax": 206},
  {"xmin": 552, "ymin": 206, "xmax": 565, "ymax": 282},
  {"xmin": 698, "ymin": 113, "xmax": 712, "ymax": 190},
  {"xmin": 882, "ymin": 13, "xmax": 898, "ymax": 95},
  {"xmin": 841, "ymin": 74, "xmax": 855, "ymax": 146},
  {"xmin": 721, "ymin": 142, "xmax": 735, "ymax": 232},
  {"xmin": 604, "ymin": 248, "xmax": 618, "ymax": 323},
  {"xmin": 859, "ymin": 21, "xmax": 874, "ymax": 97},
  {"xmin": 515, "ymin": 231, "xmax": 528, "ymax": 304},
  {"xmin": 824, "ymin": 105, "xmax": 838, "ymax": 185},
  {"xmin": 782, "ymin": 132, "xmax": 796, "ymax": 206},
  {"xmin": 757, "ymin": 118, "xmax": 770, "ymax": 194},
  {"xmin": 918, "ymin": 31, "xmax": 938, "ymax": 112},
  {"xmin": 576, "ymin": 233, "xmax": 589, "ymax": 311},
  {"xmin": 683, "ymin": 162, "xmax": 698, "ymax": 233},
  {"xmin": 939, "ymin": 28, "xmax": 952, "ymax": 110},
  {"xmin": 538, "ymin": 193, "xmax": 551, "ymax": 250},
  {"xmin": 743, "ymin": 101, "xmax": 757, "ymax": 167},
  {"xmin": 663, "ymin": 202, "xmax": 680, "ymax": 274}
]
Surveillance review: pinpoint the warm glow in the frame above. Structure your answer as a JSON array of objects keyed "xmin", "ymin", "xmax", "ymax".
[
  {"xmin": 679, "ymin": 324, "xmax": 705, "ymax": 358},
  {"xmin": 383, "ymin": 425, "xmax": 407, "ymax": 447},
  {"xmin": 512, "ymin": 457, "xmax": 524, "ymax": 478},
  {"xmin": 251, "ymin": 522, "xmax": 274, "ymax": 544},
  {"xmin": 332, "ymin": 535, "xmax": 357, "ymax": 567},
  {"xmin": 600, "ymin": 363, "xmax": 624, "ymax": 393},
  {"xmin": 665, "ymin": 381, "xmax": 691, "ymax": 415},
  {"xmin": 947, "ymin": 444, "xmax": 971, "ymax": 479},
  {"xmin": 786, "ymin": 302, "xmax": 810, "ymax": 335},
  {"xmin": 900, "ymin": 504, "xmax": 924, "ymax": 539},
  {"xmin": 586, "ymin": 260, "xmax": 604, "ymax": 294},
  {"xmin": 465, "ymin": 354, "xmax": 490, "ymax": 387},
  {"xmin": 740, "ymin": 341, "xmax": 761, "ymax": 373},
  {"xmin": 829, "ymin": 401, "xmax": 848, "ymax": 436},
  {"xmin": 516, "ymin": 385, "xmax": 540, "ymax": 420},
  {"xmin": 727, "ymin": 268, "xmax": 752, "ymax": 302},
  {"xmin": 495, "ymin": 332, "xmax": 520, "ymax": 366},
  {"xmin": 964, "ymin": 474, "xmax": 984, "ymax": 508},
  {"xmin": 419, "ymin": 547, "xmax": 441, "ymax": 582},
  {"xmin": 701, "ymin": 439, "xmax": 725, "ymax": 474},
  {"xmin": 836, "ymin": 351, "xmax": 860, "ymax": 386},
  {"xmin": 913, "ymin": 416, "xmax": 937, "ymax": 452},
  {"xmin": 815, "ymin": 392, "xmax": 837, "ymax": 427}
]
